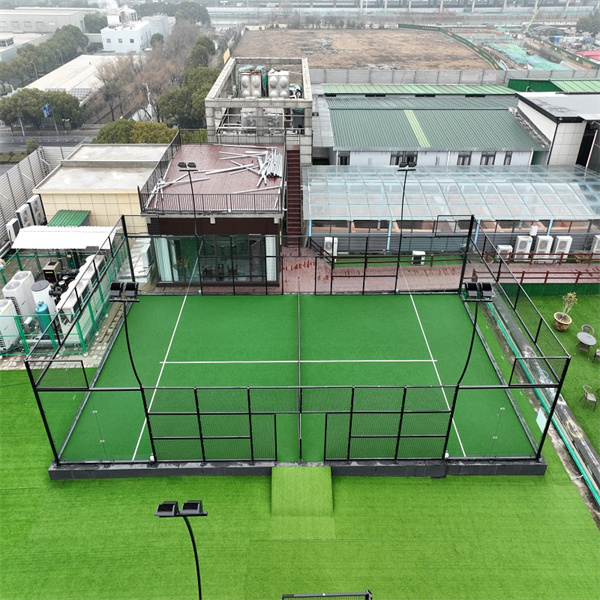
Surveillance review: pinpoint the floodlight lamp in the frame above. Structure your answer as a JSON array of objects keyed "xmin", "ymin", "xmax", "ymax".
[
  {"xmin": 109, "ymin": 281, "xmax": 124, "ymax": 299},
  {"xmin": 398, "ymin": 161, "xmax": 408, "ymax": 169},
  {"xmin": 187, "ymin": 162, "xmax": 197, "ymax": 169},
  {"xmin": 155, "ymin": 501, "xmax": 179, "ymax": 518},
  {"xmin": 124, "ymin": 281, "xmax": 139, "ymax": 299},
  {"xmin": 179, "ymin": 500, "xmax": 207, "ymax": 517},
  {"xmin": 178, "ymin": 162, "xmax": 187, "ymax": 169},
  {"xmin": 407, "ymin": 160, "xmax": 417, "ymax": 168}
]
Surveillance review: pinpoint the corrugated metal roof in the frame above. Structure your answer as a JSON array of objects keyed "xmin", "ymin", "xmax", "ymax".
[
  {"xmin": 323, "ymin": 84, "xmax": 515, "ymax": 95},
  {"xmin": 551, "ymin": 79, "xmax": 600, "ymax": 93},
  {"xmin": 12, "ymin": 226, "xmax": 115, "ymax": 250},
  {"xmin": 326, "ymin": 96, "xmax": 516, "ymax": 110},
  {"xmin": 47, "ymin": 210, "xmax": 90, "ymax": 227},
  {"xmin": 330, "ymin": 109, "xmax": 544, "ymax": 151}
]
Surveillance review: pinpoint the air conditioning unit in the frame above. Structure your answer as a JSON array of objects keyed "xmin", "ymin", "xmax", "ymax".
[
  {"xmin": 84, "ymin": 253, "xmax": 107, "ymax": 280},
  {"xmin": 412, "ymin": 250, "xmax": 426, "ymax": 266},
  {"xmin": 323, "ymin": 236, "xmax": 338, "ymax": 257},
  {"xmin": 553, "ymin": 235, "xmax": 572, "ymax": 261},
  {"xmin": 6, "ymin": 218, "xmax": 20, "ymax": 243},
  {"xmin": 591, "ymin": 234, "xmax": 600, "ymax": 256},
  {"xmin": 0, "ymin": 299, "xmax": 19, "ymax": 351},
  {"xmin": 27, "ymin": 195, "xmax": 46, "ymax": 225},
  {"xmin": 534, "ymin": 235, "xmax": 553, "ymax": 263},
  {"xmin": 16, "ymin": 204, "xmax": 35, "ymax": 228},
  {"xmin": 514, "ymin": 235, "xmax": 532, "ymax": 261},
  {"xmin": 2, "ymin": 279, "xmax": 36, "ymax": 317},
  {"xmin": 496, "ymin": 244, "xmax": 513, "ymax": 261},
  {"xmin": 56, "ymin": 279, "xmax": 90, "ymax": 340}
]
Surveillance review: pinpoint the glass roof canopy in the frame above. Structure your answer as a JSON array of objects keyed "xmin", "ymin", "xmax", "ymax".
[{"xmin": 302, "ymin": 165, "xmax": 600, "ymax": 222}]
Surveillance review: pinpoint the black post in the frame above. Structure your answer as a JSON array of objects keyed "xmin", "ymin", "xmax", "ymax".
[
  {"xmin": 122, "ymin": 302, "xmax": 158, "ymax": 462},
  {"xmin": 25, "ymin": 361, "xmax": 61, "ymax": 465},
  {"xmin": 458, "ymin": 216, "xmax": 476, "ymax": 292},
  {"xmin": 346, "ymin": 386, "xmax": 355, "ymax": 461},
  {"xmin": 247, "ymin": 387, "xmax": 254, "ymax": 462},
  {"xmin": 182, "ymin": 515, "xmax": 202, "ymax": 600},
  {"xmin": 442, "ymin": 300, "xmax": 481, "ymax": 459},
  {"xmin": 121, "ymin": 216, "xmax": 136, "ymax": 284},
  {"xmin": 536, "ymin": 357, "xmax": 571, "ymax": 461},
  {"xmin": 394, "ymin": 386, "xmax": 408, "ymax": 460}
]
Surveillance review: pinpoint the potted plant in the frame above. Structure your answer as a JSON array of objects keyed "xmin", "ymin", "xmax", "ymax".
[{"xmin": 553, "ymin": 292, "xmax": 577, "ymax": 332}]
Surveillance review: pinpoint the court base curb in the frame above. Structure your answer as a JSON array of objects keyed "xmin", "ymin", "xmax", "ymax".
[{"xmin": 47, "ymin": 457, "xmax": 547, "ymax": 480}]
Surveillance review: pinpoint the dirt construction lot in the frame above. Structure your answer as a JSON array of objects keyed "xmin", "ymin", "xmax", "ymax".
[{"xmin": 233, "ymin": 29, "xmax": 492, "ymax": 70}]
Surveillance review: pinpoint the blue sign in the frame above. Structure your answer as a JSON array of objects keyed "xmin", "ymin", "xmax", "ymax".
[{"xmin": 42, "ymin": 104, "xmax": 51, "ymax": 118}]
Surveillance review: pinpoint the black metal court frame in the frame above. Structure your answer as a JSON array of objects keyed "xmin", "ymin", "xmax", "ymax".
[{"xmin": 24, "ymin": 215, "xmax": 571, "ymax": 480}]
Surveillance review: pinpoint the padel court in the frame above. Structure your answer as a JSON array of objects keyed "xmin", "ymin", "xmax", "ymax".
[{"xmin": 46, "ymin": 293, "xmax": 538, "ymax": 465}]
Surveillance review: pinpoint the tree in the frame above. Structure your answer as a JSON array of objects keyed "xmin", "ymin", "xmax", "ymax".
[
  {"xmin": 93, "ymin": 119, "xmax": 176, "ymax": 143},
  {"xmin": 0, "ymin": 88, "xmax": 81, "ymax": 129},
  {"xmin": 129, "ymin": 121, "xmax": 176, "ymax": 143},
  {"xmin": 93, "ymin": 119, "xmax": 135, "ymax": 143},
  {"xmin": 577, "ymin": 10, "xmax": 600, "ymax": 36},
  {"xmin": 187, "ymin": 44, "xmax": 209, "ymax": 69},
  {"xmin": 158, "ymin": 67, "xmax": 219, "ymax": 128},
  {"xmin": 25, "ymin": 139, "xmax": 39, "ymax": 154},
  {"xmin": 84, "ymin": 14, "xmax": 108, "ymax": 34},
  {"xmin": 150, "ymin": 33, "xmax": 164, "ymax": 48}
]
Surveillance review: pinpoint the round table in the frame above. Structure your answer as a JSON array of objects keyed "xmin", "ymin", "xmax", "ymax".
[{"xmin": 577, "ymin": 331, "xmax": 597, "ymax": 353}]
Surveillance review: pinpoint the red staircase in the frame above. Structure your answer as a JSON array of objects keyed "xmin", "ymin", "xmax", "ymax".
[{"xmin": 285, "ymin": 145, "xmax": 302, "ymax": 241}]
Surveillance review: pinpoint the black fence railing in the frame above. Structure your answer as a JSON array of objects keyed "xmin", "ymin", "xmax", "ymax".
[{"xmin": 28, "ymin": 381, "xmax": 561, "ymax": 466}]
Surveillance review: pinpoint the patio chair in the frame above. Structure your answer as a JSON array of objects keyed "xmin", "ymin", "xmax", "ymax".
[
  {"xmin": 593, "ymin": 348, "xmax": 600, "ymax": 363},
  {"xmin": 580, "ymin": 385, "xmax": 597, "ymax": 410},
  {"xmin": 582, "ymin": 324, "xmax": 595, "ymax": 335}
]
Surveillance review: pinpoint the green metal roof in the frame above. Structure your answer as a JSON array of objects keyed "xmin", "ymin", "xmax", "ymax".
[
  {"xmin": 551, "ymin": 79, "xmax": 600, "ymax": 93},
  {"xmin": 326, "ymin": 96, "xmax": 516, "ymax": 111},
  {"xmin": 322, "ymin": 83, "xmax": 515, "ymax": 95},
  {"xmin": 329, "ymin": 108, "xmax": 544, "ymax": 151},
  {"xmin": 47, "ymin": 210, "xmax": 90, "ymax": 227}
]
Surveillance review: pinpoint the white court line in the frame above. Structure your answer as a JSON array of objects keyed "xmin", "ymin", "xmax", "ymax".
[
  {"xmin": 161, "ymin": 359, "xmax": 437, "ymax": 364},
  {"xmin": 131, "ymin": 295, "xmax": 188, "ymax": 461},
  {"xmin": 406, "ymin": 290, "xmax": 467, "ymax": 457}
]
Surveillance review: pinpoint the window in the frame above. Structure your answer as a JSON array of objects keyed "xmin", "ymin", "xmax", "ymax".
[
  {"xmin": 24, "ymin": 21, "xmax": 32, "ymax": 28},
  {"xmin": 118, "ymin": 38, "xmax": 123, "ymax": 43},
  {"xmin": 457, "ymin": 153, "xmax": 471, "ymax": 166},
  {"xmin": 480, "ymin": 153, "xmax": 496, "ymax": 166},
  {"xmin": 390, "ymin": 151, "xmax": 418, "ymax": 166},
  {"xmin": 504, "ymin": 151, "xmax": 512, "ymax": 165},
  {"xmin": 106, "ymin": 38, "xmax": 111, "ymax": 43},
  {"xmin": 130, "ymin": 38, "xmax": 134, "ymax": 43},
  {"xmin": 338, "ymin": 153, "xmax": 349, "ymax": 166}
]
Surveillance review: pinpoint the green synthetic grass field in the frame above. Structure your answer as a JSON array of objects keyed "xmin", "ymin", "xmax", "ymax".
[
  {"xmin": 529, "ymin": 294, "xmax": 600, "ymax": 451},
  {"xmin": 40, "ymin": 294, "xmax": 538, "ymax": 464},
  {"xmin": 1, "ymin": 369, "xmax": 600, "ymax": 600}
]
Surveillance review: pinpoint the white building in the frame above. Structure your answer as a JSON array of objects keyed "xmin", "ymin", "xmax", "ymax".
[{"xmin": 100, "ymin": 11, "xmax": 171, "ymax": 54}]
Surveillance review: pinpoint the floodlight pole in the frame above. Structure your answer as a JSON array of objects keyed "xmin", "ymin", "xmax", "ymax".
[
  {"xmin": 155, "ymin": 501, "xmax": 207, "ymax": 600},
  {"xmin": 179, "ymin": 162, "xmax": 201, "ymax": 285},
  {"xmin": 182, "ymin": 515, "xmax": 203, "ymax": 600},
  {"xmin": 395, "ymin": 162, "xmax": 416, "ymax": 291}
]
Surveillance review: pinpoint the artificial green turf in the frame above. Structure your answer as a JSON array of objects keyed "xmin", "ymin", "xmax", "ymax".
[
  {"xmin": 53, "ymin": 294, "xmax": 535, "ymax": 462},
  {"xmin": 1, "ymin": 369, "xmax": 600, "ymax": 600},
  {"xmin": 528, "ymin": 294, "xmax": 600, "ymax": 451}
]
